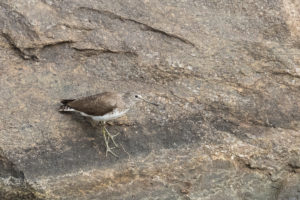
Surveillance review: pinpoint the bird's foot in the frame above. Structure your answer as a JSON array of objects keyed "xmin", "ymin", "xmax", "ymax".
[
  {"xmin": 102, "ymin": 127, "xmax": 118, "ymax": 158},
  {"xmin": 104, "ymin": 126, "xmax": 119, "ymax": 148},
  {"xmin": 105, "ymin": 145, "xmax": 118, "ymax": 158}
]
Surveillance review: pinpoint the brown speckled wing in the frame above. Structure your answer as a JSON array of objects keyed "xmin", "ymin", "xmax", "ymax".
[{"xmin": 67, "ymin": 92, "xmax": 120, "ymax": 116}]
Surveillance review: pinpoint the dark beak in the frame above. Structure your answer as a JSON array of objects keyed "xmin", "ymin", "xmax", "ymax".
[{"xmin": 138, "ymin": 97, "xmax": 159, "ymax": 106}]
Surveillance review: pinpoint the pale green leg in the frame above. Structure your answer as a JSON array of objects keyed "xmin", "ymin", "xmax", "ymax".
[
  {"xmin": 104, "ymin": 126, "xmax": 119, "ymax": 148},
  {"xmin": 100, "ymin": 121, "xmax": 118, "ymax": 157}
]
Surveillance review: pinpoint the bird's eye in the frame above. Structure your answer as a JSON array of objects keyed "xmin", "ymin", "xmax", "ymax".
[{"xmin": 135, "ymin": 95, "xmax": 138, "ymax": 98}]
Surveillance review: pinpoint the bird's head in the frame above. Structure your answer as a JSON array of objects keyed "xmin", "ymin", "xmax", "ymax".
[{"xmin": 123, "ymin": 92, "xmax": 158, "ymax": 107}]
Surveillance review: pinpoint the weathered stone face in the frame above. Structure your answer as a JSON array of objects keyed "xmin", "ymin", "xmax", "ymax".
[{"xmin": 0, "ymin": 0, "xmax": 299, "ymax": 199}]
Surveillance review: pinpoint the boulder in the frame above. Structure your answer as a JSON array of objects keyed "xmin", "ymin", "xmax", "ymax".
[{"xmin": 0, "ymin": 0, "xmax": 299, "ymax": 199}]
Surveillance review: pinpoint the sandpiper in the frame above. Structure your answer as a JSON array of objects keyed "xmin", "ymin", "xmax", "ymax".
[{"xmin": 59, "ymin": 91, "xmax": 158, "ymax": 157}]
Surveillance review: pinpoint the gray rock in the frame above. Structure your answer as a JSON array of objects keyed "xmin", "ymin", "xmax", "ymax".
[
  {"xmin": 0, "ymin": 0, "xmax": 299, "ymax": 199},
  {"xmin": 0, "ymin": 148, "xmax": 44, "ymax": 199}
]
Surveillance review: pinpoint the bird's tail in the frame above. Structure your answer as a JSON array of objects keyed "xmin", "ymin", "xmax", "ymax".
[
  {"xmin": 59, "ymin": 99, "xmax": 75, "ymax": 112},
  {"xmin": 59, "ymin": 105, "xmax": 75, "ymax": 112},
  {"xmin": 60, "ymin": 99, "xmax": 75, "ymax": 104}
]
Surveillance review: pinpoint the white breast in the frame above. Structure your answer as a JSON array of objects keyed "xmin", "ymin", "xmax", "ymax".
[{"xmin": 80, "ymin": 109, "xmax": 129, "ymax": 122}]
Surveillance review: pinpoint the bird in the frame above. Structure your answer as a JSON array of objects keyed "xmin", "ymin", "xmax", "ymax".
[{"xmin": 59, "ymin": 91, "xmax": 158, "ymax": 157}]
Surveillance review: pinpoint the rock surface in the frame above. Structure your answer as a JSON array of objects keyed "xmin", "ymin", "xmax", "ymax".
[{"xmin": 0, "ymin": 0, "xmax": 299, "ymax": 199}]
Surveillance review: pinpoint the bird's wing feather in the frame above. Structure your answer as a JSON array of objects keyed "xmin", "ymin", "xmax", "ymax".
[{"xmin": 67, "ymin": 92, "xmax": 119, "ymax": 116}]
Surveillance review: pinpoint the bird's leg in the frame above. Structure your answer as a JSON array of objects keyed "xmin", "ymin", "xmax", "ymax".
[
  {"xmin": 99, "ymin": 122, "xmax": 118, "ymax": 157},
  {"xmin": 104, "ymin": 126, "xmax": 119, "ymax": 148}
]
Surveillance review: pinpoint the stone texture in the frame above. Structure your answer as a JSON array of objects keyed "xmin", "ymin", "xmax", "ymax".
[
  {"xmin": 0, "ymin": 0, "xmax": 299, "ymax": 199},
  {"xmin": 0, "ymin": 148, "xmax": 44, "ymax": 200}
]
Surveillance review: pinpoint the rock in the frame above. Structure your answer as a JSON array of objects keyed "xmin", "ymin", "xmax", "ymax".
[
  {"xmin": 0, "ymin": 148, "xmax": 44, "ymax": 200},
  {"xmin": 0, "ymin": 0, "xmax": 299, "ymax": 199},
  {"xmin": 0, "ymin": 148, "xmax": 24, "ymax": 179}
]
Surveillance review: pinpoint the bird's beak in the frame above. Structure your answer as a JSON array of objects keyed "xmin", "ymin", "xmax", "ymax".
[{"xmin": 138, "ymin": 96, "xmax": 159, "ymax": 106}]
